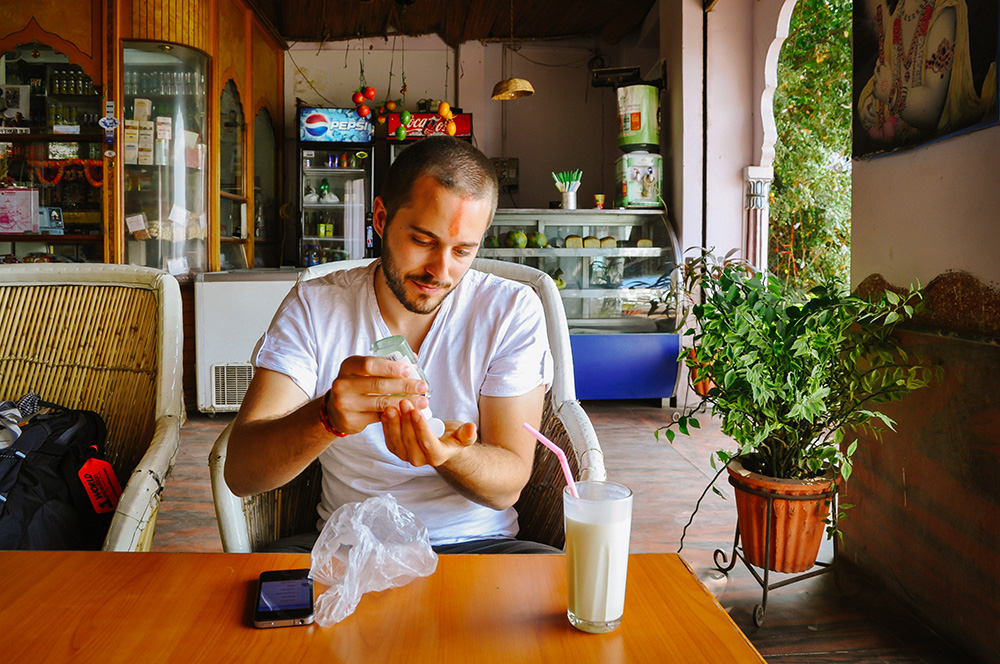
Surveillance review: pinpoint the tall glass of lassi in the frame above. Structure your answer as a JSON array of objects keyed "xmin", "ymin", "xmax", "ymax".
[{"xmin": 563, "ymin": 481, "xmax": 633, "ymax": 633}]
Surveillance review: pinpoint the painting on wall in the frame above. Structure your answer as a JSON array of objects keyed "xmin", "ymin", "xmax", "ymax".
[{"xmin": 853, "ymin": 0, "xmax": 999, "ymax": 157}]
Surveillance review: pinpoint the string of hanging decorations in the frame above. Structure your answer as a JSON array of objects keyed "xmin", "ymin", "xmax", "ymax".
[{"xmin": 27, "ymin": 159, "xmax": 104, "ymax": 187}]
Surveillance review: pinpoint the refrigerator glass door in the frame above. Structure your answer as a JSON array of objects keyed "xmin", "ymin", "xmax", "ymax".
[{"xmin": 300, "ymin": 147, "xmax": 370, "ymax": 265}]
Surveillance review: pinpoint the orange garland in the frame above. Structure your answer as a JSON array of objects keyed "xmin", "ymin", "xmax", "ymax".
[{"xmin": 27, "ymin": 159, "xmax": 104, "ymax": 188}]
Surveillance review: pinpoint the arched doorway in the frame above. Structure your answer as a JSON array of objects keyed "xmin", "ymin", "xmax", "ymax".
[{"xmin": 768, "ymin": 0, "xmax": 853, "ymax": 289}]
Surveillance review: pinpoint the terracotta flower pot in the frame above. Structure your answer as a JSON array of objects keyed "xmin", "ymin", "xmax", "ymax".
[
  {"xmin": 727, "ymin": 459, "xmax": 836, "ymax": 573},
  {"xmin": 687, "ymin": 348, "xmax": 715, "ymax": 397}
]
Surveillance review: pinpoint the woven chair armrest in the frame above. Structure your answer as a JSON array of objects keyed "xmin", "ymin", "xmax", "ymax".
[
  {"xmin": 208, "ymin": 421, "xmax": 253, "ymax": 553},
  {"xmin": 103, "ymin": 413, "xmax": 182, "ymax": 552},
  {"xmin": 554, "ymin": 398, "xmax": 607, "ymax": 482}
]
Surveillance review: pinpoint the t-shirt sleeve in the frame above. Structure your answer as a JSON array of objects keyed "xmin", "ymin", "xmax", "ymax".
[
  {"xmin": 480, "ymin": 286, "xmax": 554, "ymax": 397},
  {"xmin": 253, "ymin": 284, "xmax": 321, "ymax": 398}
]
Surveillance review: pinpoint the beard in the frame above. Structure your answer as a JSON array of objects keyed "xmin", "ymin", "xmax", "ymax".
[{"xmin": 380, "ymin": 247, "xmax": 456, "ymax": 315}]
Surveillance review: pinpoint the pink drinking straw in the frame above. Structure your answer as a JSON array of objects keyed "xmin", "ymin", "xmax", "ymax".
[{"xmin": 523, "ymin": 422, "xmax": 579, "ymax": 498}]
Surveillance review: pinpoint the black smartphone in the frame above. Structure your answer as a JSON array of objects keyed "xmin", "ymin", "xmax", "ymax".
[{"xmin": 252, "ymin": 569, "xmax": 315, "ymax": 628}]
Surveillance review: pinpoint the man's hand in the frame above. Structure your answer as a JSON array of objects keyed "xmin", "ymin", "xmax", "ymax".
[
  {"xmin": 380, "ymin": 398, "xmax": 477, "ymax": 467},
  {"xmin": 325, "ymin": 355, "xmax": 431, "ymax": 435}
]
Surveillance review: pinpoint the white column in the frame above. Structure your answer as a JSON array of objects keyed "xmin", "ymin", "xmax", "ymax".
[{"xmin": 744, "ymin": 165, "xmax": 772, "ymax": 271}]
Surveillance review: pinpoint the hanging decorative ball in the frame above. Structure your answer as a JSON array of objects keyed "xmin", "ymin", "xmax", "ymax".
[
  {"xmin": 386, "ymin": 100, "xmax": 397, "ymax": 111},
  {"xmin": 377, "ymin": 104, "xmax": 387, "ymax": 115},
  {"xmin": 445, "ymin": 120, "xmax": 457, "ymax": 136},
  {"xmin": 400, "ymin": 110, "xmax": 412, "ymax": 125},
  {"xmin": 394, "ymin": 126, "xmax": 407, "ymax": 141},
  {"xmin": 377, "ymin": 115, "xmax": 387, "ymax": 125},
  {"xmin": 363, "ymin": 86, "xmax": 377, "ymax": 100},
  {"xmin": 357, "ymin": 104, "xmax": 371, "ymax": 118},
  {"xmin": 352, "ymin": 91, "xmax": 365, "ymax": 105},
  {"xmin": 437, "ymin": 101, "xmax": 451, "ymax": 117}
]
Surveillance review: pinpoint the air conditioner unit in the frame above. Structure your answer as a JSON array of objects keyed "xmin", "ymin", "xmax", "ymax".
[{"xmin": 194, "ymin": 270, "xmax": 300, "ymax": 413}]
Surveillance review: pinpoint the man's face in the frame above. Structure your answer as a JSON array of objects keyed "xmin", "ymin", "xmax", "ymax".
[{"xmin": 374, "ymin": 174, "xmax": 492, "ymax": 315}]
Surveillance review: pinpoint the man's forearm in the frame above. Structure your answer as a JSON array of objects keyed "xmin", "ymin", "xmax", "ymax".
[
  {"xmin": 225, "ymin": 396, "xmax": 332, "ymax": 497},
  {"xmin": 435, "ymin": 442, "xmax": 533, "ymax": 510}
]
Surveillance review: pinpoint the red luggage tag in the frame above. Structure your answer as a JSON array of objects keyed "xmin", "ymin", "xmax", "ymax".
[{"xmin": 78, "ymin": 458, "xmax": 123, "ymax": 514}]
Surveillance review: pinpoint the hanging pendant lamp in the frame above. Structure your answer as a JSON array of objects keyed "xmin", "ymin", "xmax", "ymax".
[
  {"xmin": 491, "ymin": 76, "xmax": 534, "ymax": 100},
  {"xmin": 491, "ymin": 0, "xmax": 533, "ymax": 100}
]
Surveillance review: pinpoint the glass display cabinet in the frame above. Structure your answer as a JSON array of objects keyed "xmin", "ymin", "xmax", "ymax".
[
  {"xmin": 1, "ymin": 42, "xmax": 104, "ymax": 262},
  {"xmin": 219, "ymin": 80, "xmax": 247, "ymax": 270},
  {"xmin": 482, "ymin": 209, "xmax": 682, "ymax": 400},
  {"xmin": 121, "ymin": 42, "xmax": 209, "ymax": 280},
  {"xmin": 252, "ymin": 108, "xmax": 280, "ymax": 267},
  {"xmin": 483, "ymin": 209, "xmax": 680, "ymax": 331}
]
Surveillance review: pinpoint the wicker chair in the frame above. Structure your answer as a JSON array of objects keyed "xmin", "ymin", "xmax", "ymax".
[
  {"xmin": 209, "ymin": 258, "xmax": 605, "ymax": 552},
  {"xmin": 0, "ymin": 264, "xmax": 184, "ymax": 551}
]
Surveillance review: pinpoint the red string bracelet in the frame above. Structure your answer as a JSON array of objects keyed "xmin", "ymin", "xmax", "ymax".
[{"xmin": 319, "ymin": 389, "xmax": 348, "ymax": 437}]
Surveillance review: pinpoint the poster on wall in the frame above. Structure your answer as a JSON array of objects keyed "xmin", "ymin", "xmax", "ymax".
[
  {"xmin": 0, "ymin": 85, "xmax": 30, "ymax": 126},
  {"xmin": 853, "ymin": 0, "xmax": 999, "ymax": 157}
]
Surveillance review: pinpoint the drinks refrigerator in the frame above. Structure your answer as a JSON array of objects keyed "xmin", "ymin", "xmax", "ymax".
[{"xmin": 297, "ymin": 107, "xmax": 375, "ymax": 266}]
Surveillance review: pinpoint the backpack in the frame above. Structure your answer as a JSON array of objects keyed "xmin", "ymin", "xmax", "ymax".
[{"xmin": 0, "ymin": 404, "xmax": 122, "ymax": 550}]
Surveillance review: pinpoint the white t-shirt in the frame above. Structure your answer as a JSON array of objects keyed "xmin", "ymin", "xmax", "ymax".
[{"xmin": 254, "ymin": 261, "xmax": 553, "ymax": 545}]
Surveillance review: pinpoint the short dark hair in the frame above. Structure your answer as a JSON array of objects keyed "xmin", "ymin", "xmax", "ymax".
[{"xmin": 380, "ymin": 136, "xmax": 499, "ymax": 226}]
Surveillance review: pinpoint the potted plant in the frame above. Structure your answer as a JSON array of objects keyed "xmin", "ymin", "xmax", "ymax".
[{"xmin": 658, "ymin": 252, "xmax": 939, "ymax": 573}]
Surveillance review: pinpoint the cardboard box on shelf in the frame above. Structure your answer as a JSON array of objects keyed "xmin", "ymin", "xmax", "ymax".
[{"xmin": 123, "ymin": 120, "xmax": 140, "ymax": 165}]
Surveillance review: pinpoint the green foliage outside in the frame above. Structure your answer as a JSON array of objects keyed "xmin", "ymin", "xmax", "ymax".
[{"xmin": 770, "ymin": 0, "xmax": 853, "ymax": 292}]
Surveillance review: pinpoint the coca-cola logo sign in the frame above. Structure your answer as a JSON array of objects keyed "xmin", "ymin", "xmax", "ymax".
[
  {"xmin": 387, "ymin": 113, "xmax": 472, "ymax": 139},
  {"xmin": 405, "ymin": 116, "xmax": 447, "ymax": 134}
]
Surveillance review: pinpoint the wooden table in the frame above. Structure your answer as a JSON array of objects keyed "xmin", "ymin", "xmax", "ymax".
[{"xmin": 0, "ymin": 551, "xmax": 764, "ymax": 663}]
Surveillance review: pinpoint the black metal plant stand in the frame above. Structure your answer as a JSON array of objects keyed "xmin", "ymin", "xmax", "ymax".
[{"xmin": 713, "ymin": 477, "xmax": 838, "ymax": 627}]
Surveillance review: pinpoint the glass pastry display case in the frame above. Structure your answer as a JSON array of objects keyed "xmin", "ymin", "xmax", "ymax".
[{"xmin": 120, "ymin": 42, "xmax": 209, "ymax": 280}]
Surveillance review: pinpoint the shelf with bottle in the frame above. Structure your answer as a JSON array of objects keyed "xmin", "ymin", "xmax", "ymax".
[
  {"xmin": 303, "ymin": 167, "xmax": 366, "ymax": 176},
  {"xmin": 302, "ymin": 235, "xmax": 349, "ymax": 242},
  {"xmin": 302, "ymin": 243, "xmax": 351, "ymax": 267},
  {"xmin": 47, "ymin": 69, "xmax": 99, "ymax": 97},
  {"xmin": 120, "ymin": 64, "xmax": 208, "ymax": 176},
  {"xmin": 123, "ymin": 70, "xmax": 206, "ymax": 98}
]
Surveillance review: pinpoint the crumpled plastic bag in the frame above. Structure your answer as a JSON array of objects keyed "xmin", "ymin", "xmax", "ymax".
[{"xmin": 310, "ymin": 493, "xmax": 438, "ymax": 626}]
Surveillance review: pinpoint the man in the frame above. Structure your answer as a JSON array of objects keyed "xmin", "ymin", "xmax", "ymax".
[{"xmin": 225, "ymin": 136, "xmax": 556, "ymax": 554}]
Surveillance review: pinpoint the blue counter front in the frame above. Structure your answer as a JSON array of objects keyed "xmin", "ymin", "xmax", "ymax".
[{"xmin": 569, "ymin": 333, "xmax": 681, "ymax": 400}]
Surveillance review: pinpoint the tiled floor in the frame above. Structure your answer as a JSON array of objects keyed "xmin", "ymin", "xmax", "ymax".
[{"xmin": 154, "ymin": 400, "xmax": 972, "ymax": 662}]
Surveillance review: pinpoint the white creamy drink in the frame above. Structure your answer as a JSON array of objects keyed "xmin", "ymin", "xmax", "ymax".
[{"xmin": 563, "ymin": 481, "xmax": 633, "ymax": 633}]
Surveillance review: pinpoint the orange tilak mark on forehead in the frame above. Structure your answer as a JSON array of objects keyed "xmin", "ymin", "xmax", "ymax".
[{"xmin": 447, "ymin": 199, "xmax": 468, "ymax": 237}]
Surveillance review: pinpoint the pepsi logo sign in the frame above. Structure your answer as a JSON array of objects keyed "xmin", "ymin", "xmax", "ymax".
[
  {"xmin": 330, "ymin": 120, "xmax": 370, "ymax": 132},
  {"xmin": 303, "ymin": 113, "xmax": 329, "ymax": 137}
]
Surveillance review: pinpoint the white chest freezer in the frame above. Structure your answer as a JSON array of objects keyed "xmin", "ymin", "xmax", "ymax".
[{"xmin": 194, "ymin": 269, "xmax": 300, "ymax": 412}]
